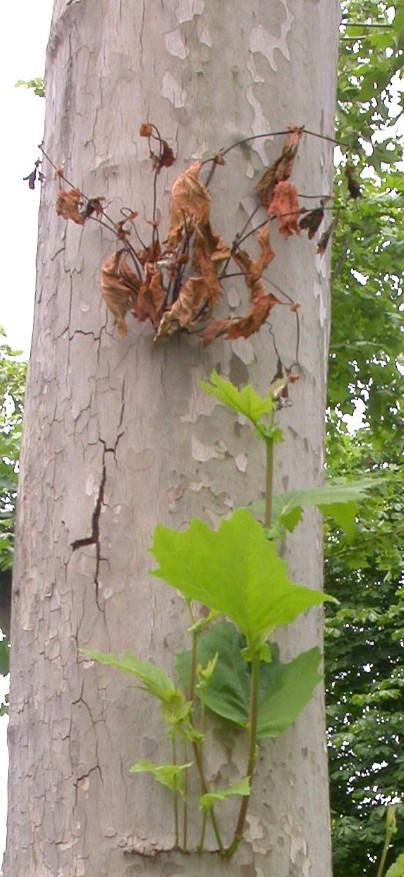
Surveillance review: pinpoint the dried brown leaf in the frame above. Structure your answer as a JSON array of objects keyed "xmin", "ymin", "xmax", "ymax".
[
  {"xmin": 156, "ymin": 279, "xmax": 197, "ymax": 338},
  {"xmin": 226, "ymin": 294, "xmax": 278, "ymax": 339},
  {"xmin": 156, "ymin": 265, "xmax": 222, "ymax": 339},
  {"xmin": 267, "ymin": 181, "xmax": 301, "ymax": 239},
  {"xmin": 202, "ymin": 221, "xmax": 231, "ymax": 263},
  {"xmin": 252, "ymin": 223, "xmax": 274, "ymax": 274},
  {"xmin": 200, "ymin": 292, "xmax": 278, "ymax": 346},
  {"xmin": 83, "ymin": 197, "xmax": 106, "ymax": 219},
  {"xmin": 135, "ymin": 266, "xmax": 165, "ymax": 326},
  {"xmin": 56, "ymin": 188, "xmax": 85, "ymax": 225},
  {"xmin": 192, "ymin": 227, "xmax": 223, "ymax": 295},
  {"xmin": 233, "ymin": 234, "xmax": 273, "ymax": 294},
  {"xmin": 139, "ymin": 122, "xmax": 153, "ymax": 137},
  {"xmin": 256, "ymin": 127, "xmax": 303, "ymax": 206},
  {"xmin": 198, "ymin": 319, "xmax": 231, "ymax": 345},
  {"xmin": 167, "ymin": 162, "xmax": 210, "ymax": 244},
  {"xmin": 156, "ymin": 216, "xmax": 228, "ymax": 338},
  {"xmin": 199, "ymin": 224, "xmax": 278, "ymax": 345},
  {"xmin": 101, "ymin": 250, "xmax": 140, "ymax": 336},
  {"xmin": 137, "ymin": 240, "xmax": 162, "ymax": 266},
  {"xmin": 228, "ymin": 225, "xmax": 273, "ymax": 304},
  {"xmin": 152, "ymin": 139, "xmax": 175, "ymax": 171}
]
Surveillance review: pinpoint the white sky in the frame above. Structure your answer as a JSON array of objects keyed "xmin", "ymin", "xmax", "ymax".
[
  {"xmin": 0, "ymin": 0, "xmax": 53, "ymax": 357},
  {"xmin": 0, "ymin": 0, "xmax": 53, "ymax": 862}
]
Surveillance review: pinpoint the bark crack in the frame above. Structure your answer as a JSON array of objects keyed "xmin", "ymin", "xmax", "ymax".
[
  {"xmin": 74, "ymin": 764, "xmax": 103, "ymax": 808},
  {"xmin": 71, "ymin": 452, "xmax": 106, "ymax": 611},
  {"xmin": 71, "ymin": 461, "xmax": 105, "ymax": 553}
]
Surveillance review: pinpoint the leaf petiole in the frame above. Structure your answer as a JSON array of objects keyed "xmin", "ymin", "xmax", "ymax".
[{"xmin": 224, "ymin": 651, "xmax": 260, "ymax": 858}]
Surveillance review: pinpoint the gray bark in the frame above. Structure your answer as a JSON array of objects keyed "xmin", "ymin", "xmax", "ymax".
[{"xmin": 5, "ymin": 1, "xmax": 339, "ymax": 875}]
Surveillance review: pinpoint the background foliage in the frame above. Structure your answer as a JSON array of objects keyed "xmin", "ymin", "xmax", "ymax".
[
  {"xmin": 0, "ymin": 331, "xmax": 25, "ymax": 652},
  {"xmin": 326, "ymin": 1, "xmax": 403, "ymax": 873}
]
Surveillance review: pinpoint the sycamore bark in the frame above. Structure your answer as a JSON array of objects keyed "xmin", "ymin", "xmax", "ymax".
[{"xmin": 5, "ymin": 1, "xmax": 339, "ymax": 875}]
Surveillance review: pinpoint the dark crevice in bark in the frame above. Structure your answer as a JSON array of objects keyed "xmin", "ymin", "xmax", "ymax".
[
  {"xmin": 71, "ymin": 459, "xmax": 105, "ymax": 552},
  {"xmin": 73, "ymin": 764, "xmax": 104, "ymax": 808},
  {"xmin": 68, "ymin": 329, "xmax": 101, "ymax": 341},
  {"xmin": 71, "ymin": 456, "xmax": 106, "ymax": 611}
]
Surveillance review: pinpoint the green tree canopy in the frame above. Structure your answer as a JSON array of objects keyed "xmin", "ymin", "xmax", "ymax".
[
  {"xmin": 0, "ymin": 330, "xmax": 26, "ymax": 649},
  {"xmin": 325, "ymin": 2, "xmax": 403, "ymax": 873}
]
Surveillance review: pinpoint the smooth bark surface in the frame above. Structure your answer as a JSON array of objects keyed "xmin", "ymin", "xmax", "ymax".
[{"xmin": 5, "ymin": 1, "xmax": 339, "ymax": 875}]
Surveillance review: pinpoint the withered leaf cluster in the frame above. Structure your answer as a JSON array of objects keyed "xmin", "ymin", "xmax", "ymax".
[{"xmin": 52, "ymin": 122, "xmax": 335, "ymax": 344}]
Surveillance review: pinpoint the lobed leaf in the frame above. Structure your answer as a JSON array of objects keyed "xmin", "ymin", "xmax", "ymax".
[
  {"xmin": 257, "ymin": 646, "xmax": 322, "ymax": 738},
  {"xmin": 151, "ymin": 510, "xmax": 333, "ymax": 649},
  {"xmin": 176, "ymin": 622, "xmax": 322, "ymax": 737},
  {"xmin": 200, "ymin": 372, "xmax": 273, "ymax": 429},
  {"xmin": 272, "ymin": 478, "xmax": 378, "ymax": 536},
  {"xmin": 176, "ymin": 623, "xmax": 249, "ymax": 726},
  {"xmin": 83, "ymin": 649, "xmax": 178, "ymax": 704}
]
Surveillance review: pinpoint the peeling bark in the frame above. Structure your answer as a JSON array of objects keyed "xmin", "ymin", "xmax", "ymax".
[{"xmin": 5, "ymin": 1, "xmax": 339, "ymax": 875}]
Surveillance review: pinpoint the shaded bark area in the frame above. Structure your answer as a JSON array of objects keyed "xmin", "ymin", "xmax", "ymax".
[{"xmin": 5, "ymin": 1, "xmax": 339, "ymax": 875}]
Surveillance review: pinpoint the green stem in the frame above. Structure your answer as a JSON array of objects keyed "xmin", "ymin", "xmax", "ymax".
[
  {"xmin": 188, "ymin": 627, "xmax": 198, "ymax": 702},
  {"xmin": 186, "ymin": 603, "xmax": 223, "ymax": 852},
  {"xmin": 264, "ymin": 435, "xmax": 274, "ymax": 529},
  {"xmin": 199, "ymin": 690, "xmax": 206, "ymax": 737},
  {"xmin": 376, "ymin": 824, "xmax": 394, "ymax": 877},
  {"xmin": 198, "ymin": 811, "xmax": 208, "ymax": 853},
  {"xmin": 171, "ymin": 737, "xmax": 179, "ymax": 849},
  {"xmin": 182, "ymin": 741, "xmax": 188, "ymax": 851},
  {"xmin": 181, "ymin": 606, "xmax": 198, "ymax": 851},
  {"xmin": 224, "ymin": 653, "xmax": 260, "ymax": 858},
  {"xmin": 192, "ymin": 738, "xmax": 224, "ymax": 851}
]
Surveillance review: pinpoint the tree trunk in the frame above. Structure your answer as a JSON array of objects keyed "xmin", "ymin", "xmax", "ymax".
[{"xmin": 5, "ymin": 1, "xmax": 339, "ymax": 875}]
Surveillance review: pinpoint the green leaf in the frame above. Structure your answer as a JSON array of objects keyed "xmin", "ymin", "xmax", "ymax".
[
  {"xmin": 199, "ymin": 777, "xmax": 250, "ymax": 811},
  {"xmin": 323, "ymin": 501, "xmax": 356, "ymax": 539},
  {"xmin": 0, "ymin": 639, "xmax": 9, "ymax": 676},
  {"xmin": 257, "ymin": 646, "xmax": 322, "ymax": 738},
  {"xmin": 386, "ymin": 853, "xmax": 404, "ymax": 877},
  {"xmin": 280, "ymin": 506, "xmax": 302, "ymax": 533},
  {"xmin": 15, "ymin": 78, "xmax": 45, "ymax": 98},
  {"xmin": 83, "ymin": 649, "xmax": 177, "ymax": 702},
  {"xmin": 151, "ymin": 510, "xmax": 333, "ymax": 649},
  {"xmin": 176, "ymin": 623, "xmax": 250, "ymax": 727},
  {"xmin": 272, "ymin": 479, "xmax": 378, "ymax": 535},
  {"xmin": 130, "ymin": 759, "xmax": 192, "ymax": 794},
  {"xmin": 176, "ymin": 622, "xmax": 322, "ymax": 737},
  {"xmin": 196, "ymin": 654, "xmax": 218, "ymax": 687},
  {"xmin": 82, "ymin": 649, "xmax": 195, "ymax": 736},
  {"xmin": 200, "ymin": 372, "xmax": 273, "ymax": 430}
]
